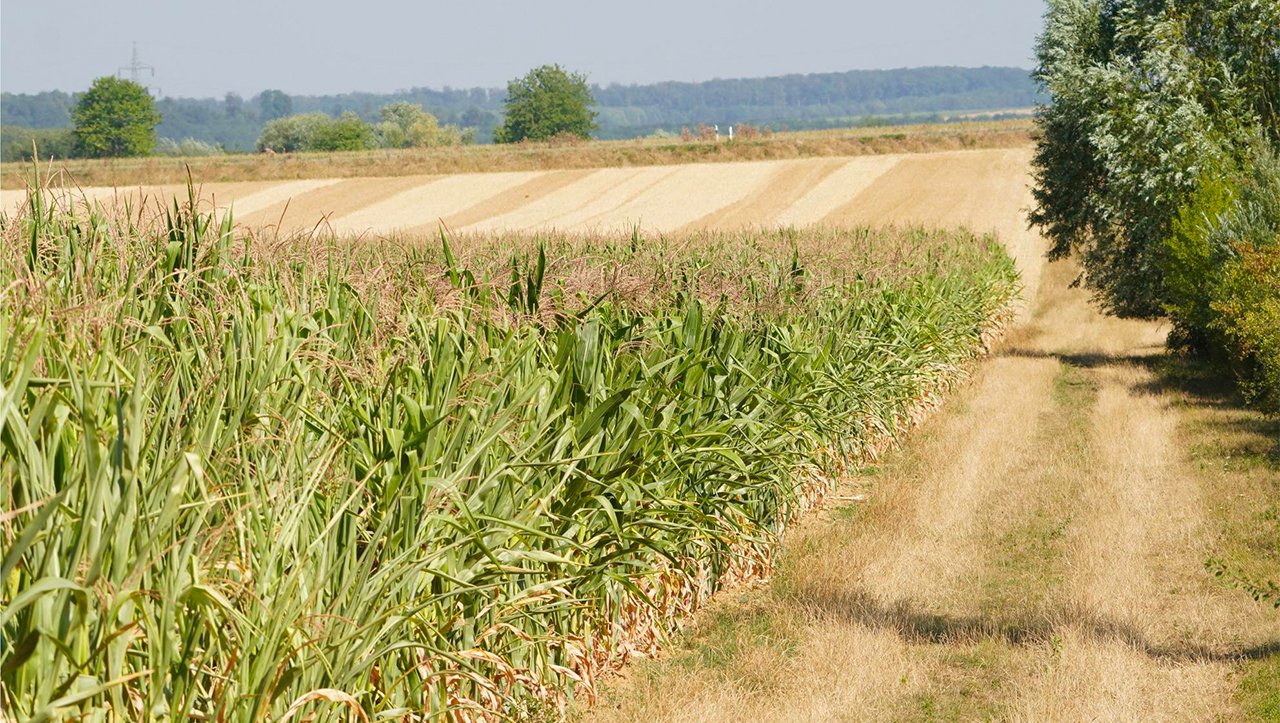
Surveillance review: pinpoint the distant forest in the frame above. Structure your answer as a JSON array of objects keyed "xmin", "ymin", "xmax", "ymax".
[{"xmin": 2, "ymin": 66, "xmax": 1040, "ymax": 154}]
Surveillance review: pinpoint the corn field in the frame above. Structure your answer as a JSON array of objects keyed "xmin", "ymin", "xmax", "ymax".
[{"xmin": 0, "ymin": 184, "xmax": 1017, "ymax": 721}]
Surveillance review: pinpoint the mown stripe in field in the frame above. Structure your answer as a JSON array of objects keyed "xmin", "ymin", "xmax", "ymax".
[
  {"xmin": 221, "ymin": 179, "xmax": 344, "ymax": 219},
  {"xmin": 679, "ymin": 157, "xmax": 849, "ymax": 232},
  {"xmin": 330, "ymin": 172, "xmax": 542, "ymax": 236},
  {"xmin": 430, "ymin": 169, "xmax": 595, "ymax": 233},
  {"xmin": 772, "ymin": 155, "xmax": 902, "ymax": 228},
  {"xmin": 560, "ymin": 161, "xmax": 778, "ymax": 233},
  {"xmin": 238, "ymin": 175, "xmax": 431, "ymax": 232},
  {"xmin": 461, "ymin": 166, "xmax": 680, "ymax": 233}
]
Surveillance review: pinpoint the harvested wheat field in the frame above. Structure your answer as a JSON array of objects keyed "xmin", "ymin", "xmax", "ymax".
[{"xmin": 0, "ymin": 149, "xmax": 996, "ymax": 226}]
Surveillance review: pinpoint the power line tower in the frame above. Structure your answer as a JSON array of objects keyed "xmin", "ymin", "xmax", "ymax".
[{"xmin": 118, "ymin": 42, "xmax": 158, "ymax": 94}]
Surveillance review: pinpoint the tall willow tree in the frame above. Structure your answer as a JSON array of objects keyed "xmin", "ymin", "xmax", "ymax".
[{"xmin": 1030, "ymin": 0, "xmax": 1280, "ymax": 319}]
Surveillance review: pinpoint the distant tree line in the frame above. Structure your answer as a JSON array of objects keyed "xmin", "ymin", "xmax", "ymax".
[{"xmin": 2, "ymin": 66, "xmax": 1041, "ymax": 159}]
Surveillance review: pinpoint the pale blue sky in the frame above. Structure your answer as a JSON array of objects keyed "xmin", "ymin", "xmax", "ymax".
[{"xmin": 2, "ymin": 1, "xmax": 1047, "ymax": 98}]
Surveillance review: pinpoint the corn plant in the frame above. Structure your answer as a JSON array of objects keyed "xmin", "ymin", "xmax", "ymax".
[{"xmin": 0, "ymin": 184, "xmax": 1017, "ymax": 721}]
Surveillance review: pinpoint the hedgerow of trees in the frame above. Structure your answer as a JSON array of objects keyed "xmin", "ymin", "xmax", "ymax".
[
  {"xmin": 255, "ymin": 104, "xmax": 471, "ymax": 153},
  {"xmin": 1031, "ymin": 0, "xmax": 1279, "ymax": 598}
]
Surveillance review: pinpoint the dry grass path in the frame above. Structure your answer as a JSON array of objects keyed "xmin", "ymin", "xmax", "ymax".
[{"xmin": 582, "ymin": 152, "xmax": 1280, "ymax": 722}]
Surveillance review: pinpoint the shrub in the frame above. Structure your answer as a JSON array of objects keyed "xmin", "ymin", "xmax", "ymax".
[
  {"xmin": 257, "ymin": 112, "xmax": 377, "ymax": 153},
  {"xmin": 309, "ymin": 111, "xmax": 377, "ymax": 152},
  {"xmin": 1214, "ymin": 244, "xmax": 1280, "ymax": 414},
  {"xmin": 1161, "ymin": 170, "xmax": 1238, "ymax": 351},
  {"xmin": 256, "ymin": 112, "xmax": 331, "ymax": 153},
  {"xmin": 0, "ymin": 126, "xmax": 76, "ymax": 162},
  {"xmin": 1204, "ymin": 144, "xmax": 1280, "ymax": 413},
  {"xmin": 155, "ymin": 137, "xmax": 224, "ymax": 157}
]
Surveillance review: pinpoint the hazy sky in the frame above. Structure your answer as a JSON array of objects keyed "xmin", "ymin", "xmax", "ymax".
[{"xmin": 2, "ymin": 1, "xmax": 1047, "ymax": 98}]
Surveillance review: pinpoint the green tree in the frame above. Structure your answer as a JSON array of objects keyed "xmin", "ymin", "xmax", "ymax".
[
  {"xmin": 1030, "ymin": 0, "xmax": 1279, "ymax": 319},
  {"xmin": 310, "ymin": 112, "xmax": 377, "ymax": 151},
  {"xmin": 71, "ymin": 77, "xmax": 161, "ymax": 158},
  {"xmin": 256, "ymin": 112, "xmax": 329, "ymax": 153},
  {"xmin": 256, "ymin": 112, "xmax": 376, "ymax": 153},
  {"xmin": 495, "ymin": 65, "xmax": 597, "ymax": 143},
  {"xmin": 377, "ymin": 102, "xmax": 441, "ymax": 148},
  {"xmin": 257, "ymin": 89, "xmax": 293, "ymax": 121},
  {"xmin": 0, "ymin": 126, "xmax": 76, "ymax": 162}
]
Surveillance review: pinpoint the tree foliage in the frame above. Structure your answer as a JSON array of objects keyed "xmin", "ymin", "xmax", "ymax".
[
  {"xmin": 256, "ymin": 112, "xmax": 331, "ymax": 153},
  {"xmin": 1030, "ymin": 0, "xmax": 1279, "ymax": 319},
  {"xmin": 376, "ymin": 102, "xmax": 467, "ymax": 148},
  {"xmin": 70, "ymin": 77, "xmax": 162, "ymax": 158},
  {"xmin": 1032, "ymin": 0, "xmax": 1280, "ymax": 613},
  {"xmin": 0, "ymin": 126, "xmax": 75, "ymax": 162},
  {"xmin": 4, "ymin": 67, "xmax": 1043, "ymax": 151},
  {"xmin": 155, "ymin": 137, "xmax": 224, "ymax": 157},
  {"xmin": 256, "ymin": 104, "xmax": 468, "ymax": 153},
  {"xmin": 495, "ymin": 65, "xmax": 598, "ymax": 143},
  {"xmin": 257, "ymin": 89, "xmax": 293, "ymax": 121},
  {"xmin": 309, "ymin": 112, "xmax": 378, "ymax": 152},
  {"xmin": 256, "ymin": 112, "xmax": 375, "ymax": 153}
]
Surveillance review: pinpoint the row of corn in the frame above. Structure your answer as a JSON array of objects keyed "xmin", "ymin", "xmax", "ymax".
[{"xmin": 0, "ymin": 185, "xmax": 1018, "ymax": 721}]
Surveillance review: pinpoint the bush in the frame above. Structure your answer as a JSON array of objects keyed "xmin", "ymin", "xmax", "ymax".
[
  {"xmin": 256, "ymin": 112, "xmax": 331, "ymax": 153},
  {"xmin": 1203, "ymin": 144, "xmax": 1280, "ymax": 413},
  {"xmin": 257, "ymin": 112, "xmax": 376, "ymax": 153},
  {"xmin": 309, "ymin": 112, "xmax": 377, "ymax": 152},
  {"xmin": 0, "ymin": 126, "xmax": 76, "ymax": 162},
  {"xmin": 1214, "ymin": 244, "xmax": 1280, "ymax": 414},
  {"xmin": 155, "ymin": 137, "xmax": 224, "ymax": 157},
  {"xmin": 1161, "ymin": 170, "xmax": 1238, "ymax": 352},
  {"xmin": 375, "ymin": 102, "xmax": 466, "ymax": 148}
]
